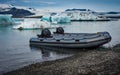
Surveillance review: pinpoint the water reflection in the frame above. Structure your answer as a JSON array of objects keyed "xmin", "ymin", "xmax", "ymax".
[
  {"xmin": 30, "ymin": 46, "xmax": 76, "ymax": 58},
  {"xmin": 30, "ymin": 45, "xmax": 95, "ymax": 61}
]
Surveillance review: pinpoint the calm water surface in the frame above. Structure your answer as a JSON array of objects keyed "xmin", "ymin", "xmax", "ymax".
[{"xmin": 0, "ymin": 19, "xmax": 120, "ymax": 74}]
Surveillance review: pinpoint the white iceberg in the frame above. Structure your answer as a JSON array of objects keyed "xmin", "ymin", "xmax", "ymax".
[
  {"xmin": 64, "ymin": 9, "xmax": 110, "ymax": 21},
  {"xmin": 13, "ymin": 18, "xmax": 61, "ymax": 30}
]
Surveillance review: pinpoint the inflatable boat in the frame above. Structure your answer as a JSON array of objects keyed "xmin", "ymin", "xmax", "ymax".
[{"xmin": 30, "ymin": 27, "xmax": 111, "ymax": 48}]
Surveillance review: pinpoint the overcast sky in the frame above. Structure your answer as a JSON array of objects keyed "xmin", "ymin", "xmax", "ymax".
[{"xmin": 0, "ymin": 0, "xmax": 120, "ymax": 11}]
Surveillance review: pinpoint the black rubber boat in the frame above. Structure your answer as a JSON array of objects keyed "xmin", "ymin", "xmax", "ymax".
[{"xmin": 30, "ymin": 27, "xmax": 111, "ymax": 48}]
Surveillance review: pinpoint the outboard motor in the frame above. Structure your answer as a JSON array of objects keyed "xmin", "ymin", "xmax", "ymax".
[
  {"xmin": 56, "ymin": 27, "xmax": 64, "ymax": 34},
  {"xmin": 41, "ymin": 28, "xmax": 51, "ymax": 38}
]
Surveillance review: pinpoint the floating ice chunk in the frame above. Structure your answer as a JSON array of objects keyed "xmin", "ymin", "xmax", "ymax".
[
  {"xmin": 41, "ymin": 15, "xmax": 51, "ymax": 22},
  {"xmin": 64, "ymin": 9, "xmax": 106, "ymax": 21},
  {"xmin": 0, "ymin": 14, "xmax": 14, "ymax": 25},
  {"xmin": 51, "ymin": 15, "xmax": 71, "ymax": 23},
  {"xmin": 13, "ymin": 19, "xmax": 51, "ymax": 30},
  {"xmin": 41, "ymin": 14, "xmax": 71, "ymax": 24}
]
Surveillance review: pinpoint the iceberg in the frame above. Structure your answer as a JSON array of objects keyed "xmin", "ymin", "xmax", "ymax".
[
  {"xmin": 41, "ymin": 15, "xmax": 51, "ymax": 22},
  {"xmin": 64, "ymin": 9, "xmax": 110, "ymax": 21},
  {"xmin": 0, "ymin": 14, "xmax": 14, "ymax": 25},
  {"xmin": 51, "ymin": 14, "xmax": 71, "ymax": 23},
  {"xmin": 13, "ymin": 19, "xmax": 60, "ymax": 30},
  {"xmin": 41, "ymin": 14, "xmax": 71, "ymax": 24}
]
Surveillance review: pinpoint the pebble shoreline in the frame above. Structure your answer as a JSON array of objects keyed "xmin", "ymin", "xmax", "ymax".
[{"xmin": 4, "ymin": 45, "xmax": 120, "ymax": 75}]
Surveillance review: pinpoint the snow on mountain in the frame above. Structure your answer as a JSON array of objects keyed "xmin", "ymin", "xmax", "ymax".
[
  {"xmin": 0, "ymin": 4, "xmax": 61, "ymax": 17},
  {"xmin": 0, "ymin": 4, "xmax": 12, "ymax": 9},
  {"xmin": 0, "ymin": 4, "xmax": 36, "ymax": 17},
  {"xmin": 0, "ymin": 4, "xmax": 12, "ymax": 12},
  {"xmin": 0, "ymin": 4, "xmax": 32, "ymax": 12}
]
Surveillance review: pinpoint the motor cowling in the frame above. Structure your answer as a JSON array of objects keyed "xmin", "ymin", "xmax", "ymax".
[
  {"xmin": 56, "ymin": 27, "xmax": 64, "ymax": 34},
  {"xmin": 41, "ymin": 28, "xmax": 51, "ymax": 38}
]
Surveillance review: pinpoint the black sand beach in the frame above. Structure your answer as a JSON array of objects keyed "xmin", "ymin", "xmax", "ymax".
[{"xmin": 4, "ymin": 44, "xmax": 120, "ymax": 75}]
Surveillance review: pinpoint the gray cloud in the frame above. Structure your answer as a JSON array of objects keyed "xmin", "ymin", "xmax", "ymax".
[{"xmin": 22, "ymin": 0, "xmax": 56, "ymax": 5}]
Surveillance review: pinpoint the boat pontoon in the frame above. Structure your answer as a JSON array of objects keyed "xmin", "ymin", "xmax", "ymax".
[{"xmin": 30, "ymin": 27, "xmax": 111, "ymax": 48}]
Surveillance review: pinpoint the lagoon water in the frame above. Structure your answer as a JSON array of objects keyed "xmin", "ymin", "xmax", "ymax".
[{"xmin": 0, "ymin": 19, "xmax": 120, "ymax": 74}]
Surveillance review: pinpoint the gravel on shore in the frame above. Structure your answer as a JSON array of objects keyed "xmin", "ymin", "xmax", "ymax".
[{"xmin": 4, "ymin": 45, "xmax": 120, "ymax": 75}]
